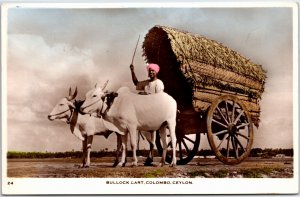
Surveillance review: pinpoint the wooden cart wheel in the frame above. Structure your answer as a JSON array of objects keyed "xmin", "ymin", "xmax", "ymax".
[
  {"xmin": 207, "ymin": 95, "xmax": 254, "ymax": 165},
  {"xmin": 155, "ymin": 132, "xmax": 201, "ymax": 165}
]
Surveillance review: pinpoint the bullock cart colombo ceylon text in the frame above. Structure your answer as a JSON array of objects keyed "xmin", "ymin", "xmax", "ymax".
[{"xmin": 142, "ymin": 26, "xmax": 266, "ymax": 165}]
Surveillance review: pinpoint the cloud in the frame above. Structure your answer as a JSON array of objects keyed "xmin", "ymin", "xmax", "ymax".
[
  {"xmin": 8, "ymin": 34, "xmax": 101, "ymax": 102},
  {"xmin": 8, "ymin": 105, "xmax": 37, "ymax": 122},
  {"xmin": 8, "ymin": 34, "xmax": 95, "ymax": 80},
  {"xmin": 7, "ymin": 120, "xmax": 82, "ymax": 152}
]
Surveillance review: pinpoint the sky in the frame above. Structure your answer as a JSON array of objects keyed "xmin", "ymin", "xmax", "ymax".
[{"xmin": 3, "ymin": 4, "xmax": 295, "ymax": 152}]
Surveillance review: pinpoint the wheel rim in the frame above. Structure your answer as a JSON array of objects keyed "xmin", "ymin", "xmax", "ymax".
[
  {"xmin": 207, "ymin": 95, "xmax": 254, "ymax": 165},
  {"xmin": 156, "ymin": 132, "xmax": 201, "ymax": 165}
]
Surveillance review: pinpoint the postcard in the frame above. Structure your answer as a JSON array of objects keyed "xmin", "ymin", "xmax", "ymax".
[{"xmin": 1, "ymin": 1, "xmax": 298, "ymax": 195}]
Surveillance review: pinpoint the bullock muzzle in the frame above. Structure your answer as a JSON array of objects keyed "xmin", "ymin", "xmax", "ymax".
[{"xmin": 48, "ymin": 115, "xmax": 55, "ymax": 121}]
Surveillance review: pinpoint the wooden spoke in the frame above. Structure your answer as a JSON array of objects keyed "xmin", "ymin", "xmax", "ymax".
[
  {"xmin": 217, "ymin": 133, "xmax": 229, "ymax": 149},
  {"xmin": 236, "ymin": 132, "xmax": 250, "ymax": 140},
  {"xmin": 231, "ymin": 136, "xmax": 239, "ymax": 158},
  {"xmin": 167, "ymin": 140, "xmax": 174, "ymax": 148},
  {"xmin": 167, "ymin": 141, "xmax": 171, "ymax": 148},
  {"xmin": 234, "ymin": 135, "xmax": 246, "ymax": 152},
  {"xmin": 231, "ymin": 101, "xmax": 236, "ymax": 123},
  {"xmin": 225, "ymin": 101, "xmax": 230, "ymax": 122},
  {"xmin": 182, "ymin": 139, "xmax": 190, "ymax": 153},
  {"xmin": 226, "ymin": 136, "xmax": 230, "ymax": 157},
  {"xmin": 179, "ymin": 142, "xmax": 183, "ymax": 159},
  {"xmin": 233, "ymin": 109, "xmax": 245, "ymax": 124},
  {"xmin": 183, "ymin": 136, "xmax": 195, "ymax": 144},
  {"xmin": 217, "ymin": 106, "xmax": 229, "ymax": 125},
  {"xmin": 236, "ymin": 123, "xmax": 249, "ymax": 129},
  {"xmin": 214, "ymin": 129, "xmax": 228, "ymax": 137},
  {"xmin": 212, "ymin": 118, "xmax": 228, "ymax": 129}
]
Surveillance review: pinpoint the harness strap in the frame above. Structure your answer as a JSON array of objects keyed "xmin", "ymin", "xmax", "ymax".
[
  {"xmin": 69, "ymin": 109, "xmax": 78, "ymax": 132},
  {"xmin": 49, "ymin": 106, "xmax": 74, "ymax": 125},
  {"xmin": 97, "ymin": 101, "xmax": 105, "ymax": 118},
  {"xmin": 50, "ymin": 108, "xmax": 71, "ymax": 117},
  {"xmin": 98, "ymin": 92, "xmax": 118, "ymax": 118}
]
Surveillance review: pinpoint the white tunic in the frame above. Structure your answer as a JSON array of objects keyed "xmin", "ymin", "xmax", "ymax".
[{"xmin": 136, "ymin": 79, "xmax": 164, "ymax": 94}]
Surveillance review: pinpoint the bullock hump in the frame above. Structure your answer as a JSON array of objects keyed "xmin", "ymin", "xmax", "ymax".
[{"xmin": 117, "ymin": 86, "xmax": 131, "ymax": 94}]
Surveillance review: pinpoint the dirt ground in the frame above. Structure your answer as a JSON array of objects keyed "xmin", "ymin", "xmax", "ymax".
[{"xmin": 7, "ymin": 157, "xmax": 293, "ymax": 178}]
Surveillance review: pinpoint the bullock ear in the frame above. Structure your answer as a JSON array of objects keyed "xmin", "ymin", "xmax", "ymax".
[
  {"xmin": 68, "ymin": 101, "xmax": 76, "ymax": 109},
  {"xmin": 68, "ymin": 87, "xmax": 72, "ymax": 97},
  {"xmin": 66, "ymin": 87, "xmax": 72, "ymax": 101},
  {"xmin": 67, "ymin": 87, "xmax": 77, "ymax": 101},
  {"xmin": 73, "ymin": 87, "xmax": 78, "ymax": 98},
  {"xmin": 102, "ymin": 80, "xmax": 109, "ymax": 90}
]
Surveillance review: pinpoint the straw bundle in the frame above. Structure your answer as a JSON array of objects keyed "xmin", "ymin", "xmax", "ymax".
[{"xmin": 142, "ymin": 25, "xmax": 266, "ymax": 126}]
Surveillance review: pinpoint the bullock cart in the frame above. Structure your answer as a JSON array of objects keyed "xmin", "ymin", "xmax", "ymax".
[{"xmin": 142, "ymin": 26, "xmax": 266, "ymax": 165}]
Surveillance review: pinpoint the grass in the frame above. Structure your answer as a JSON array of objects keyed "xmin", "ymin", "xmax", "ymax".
[
  {"xmin": 188, "ymin": 167, "xmax": 287, "ymax": 178},
  {"xmin": 240, "ymin": 167, "xmax": 286, "ymax": 178},
  {"xmin": 188, "ymin": 169, "xmax": 229, "ymax": 178},
  {"xmin": 239, "ymin": 169, "xmax": 263, "ymax": 178},
  {"xmin": 188, "ymin": 170, "xmax": 207, "ymax": 178},
  {"xmin": 143, "ymin": 169, "xmax": 165, "ymax": 178},
  {"xmin": 213, "ymin": 169, "xmax": 229, "ymax": 178}
]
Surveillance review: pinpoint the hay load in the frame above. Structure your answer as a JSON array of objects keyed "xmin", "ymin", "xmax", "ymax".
[{"xmin": 142, "ymin": 25, "xmax": 266, "ymax": 126}]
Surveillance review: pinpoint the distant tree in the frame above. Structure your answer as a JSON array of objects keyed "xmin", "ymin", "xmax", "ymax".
[
  {"xmin": 250, "ymin": 148, "xmax": 263, "ymax": 157},
  {"xmin": 6, "ymin": 148, "xmax": 294, "ymax": 159}
]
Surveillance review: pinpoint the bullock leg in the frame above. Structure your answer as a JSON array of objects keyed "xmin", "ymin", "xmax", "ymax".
[
  {"xmin": 118, "ymin": 132, "xmax": 128, "ymax": 167},
  {"xmin": 129, "ymin": 126, "xmax": 138, "ymax": 167},
  {"xmin": 113, "ymin": 133, "xmax": 122, "ymax": 167},
  {"xmin": 81, "ymin": 137, "xmax": 87, "ymax": 168},
  {"xmin": 168, "ymin": 121, "xmax": 177, "ymax": 167},
  {"xmin": 144, "ymin": 131, "xmax": 156, "ymax": 166},
  {"xmin": 84, "ymin": 135, "xmax": 93, "ymax": 168},
  {"xmin": 158, "ymin": 128, "xmax": 167, "ymax": 167}
]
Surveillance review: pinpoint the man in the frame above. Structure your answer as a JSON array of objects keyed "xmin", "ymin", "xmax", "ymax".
[
  {"xmin": 130, "ymin": 63, "xmax": 164, "ymax": 94},
  {"xmin": 129, "ymin": 63, "xmax": 164, "ymax": 166}
]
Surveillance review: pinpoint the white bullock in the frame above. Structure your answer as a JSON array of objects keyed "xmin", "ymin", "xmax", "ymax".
[
  {"xmin": 81, "ymin": 85, "xmax": 177, "ymax": 167},
  {"xmin": 48, "ymin": 87, "xmax": 124, "ymax": 167}
]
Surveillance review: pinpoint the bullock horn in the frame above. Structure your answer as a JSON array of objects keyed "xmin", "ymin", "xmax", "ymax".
[
  {"xmin": 67, "ymin": 87, "xmax": 77, "ymax": 101},
  {"xmin": 102, "ymin": 80, "xmax": 109, "ymax": 90},
  {"xmin": 68, "ymin": 87, "xmax": 72, "ymax": 97}
]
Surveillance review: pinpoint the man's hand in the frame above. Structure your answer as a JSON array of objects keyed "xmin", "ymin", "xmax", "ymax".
[
  {"xmin": 130, "ymin": 64, "xmax": 134, "ymax": 71},
  {"xmin": 130, "ymin": 64, "xmax": 138, "ymax": 85}
]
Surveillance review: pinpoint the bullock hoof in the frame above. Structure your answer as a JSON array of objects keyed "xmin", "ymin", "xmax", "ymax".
[
  {"xmin": 170, "ymin": 162, "xmax": 176, "ymax": 167},
  {"xmin": 144, "ymin": 162, "xmax": 153, "ymax": 166},
  {"xmin": 112, "ymin": 160, "xmax": 119, "ymax": 167},
  {"xmin": 131, "ymin": 162, "xmax": 138, "ymax": 167},
  {"xmin": 144, "ymin": 157, "xmax": 153, "ymax": 166},
  {"xmin": 117, "ymin": 162, "xmax": 125, "ymax": 167},
  {"xmin": 158, "ymin": 162, "xmax": 165, "ymax": 167},
  {"xmin": 117, "ymin": 159, "xmax": 127, "ymax": 167}
]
